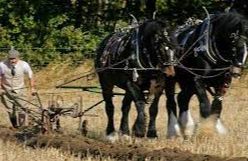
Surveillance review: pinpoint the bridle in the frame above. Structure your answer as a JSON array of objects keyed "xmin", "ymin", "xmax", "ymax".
[
  {"xmin": 175, "ymin": 12, "xmax": 248, "ymax": 79},
  {"xmin": 153, "ymin": 31, "xmax": 176, "ymax": 67}
]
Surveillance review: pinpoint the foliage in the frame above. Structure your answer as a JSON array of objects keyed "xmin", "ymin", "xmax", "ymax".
[{"xmin": 0, "ymin": 0, "xmax": 241, "ymax": 68}]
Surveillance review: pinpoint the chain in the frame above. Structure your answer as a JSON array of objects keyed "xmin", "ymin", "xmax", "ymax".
[{"xmin": 177, "ymin": 62, "xmax": 230, "ymax": 79}]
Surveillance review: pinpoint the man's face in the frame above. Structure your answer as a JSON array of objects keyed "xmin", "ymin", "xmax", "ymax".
[{"xmin": 9, "ymin": 57, "xmax": 18, "ymax": 65}]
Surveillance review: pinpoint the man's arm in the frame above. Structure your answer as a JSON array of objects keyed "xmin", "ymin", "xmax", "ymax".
[
  {"xmin": 0, "ymin": 64, "xmax": 6, "ymax": 95},
  {"xmin": 29, "ymin": 77, "xmax": 36, "ymax": 94},
  {"xmin": 23, "ymin": 61, "xmax": 36, "ymax": 95},
  {"xmin": 0, "ymin": 76, "xmax": 4, "ymax": 95}
]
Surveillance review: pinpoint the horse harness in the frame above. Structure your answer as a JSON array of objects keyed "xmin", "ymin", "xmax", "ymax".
[
  {"xmin": 177, "ymin": 14, "xmax": 247, "ymax": 65},
  {"xmin": 99, "ymin": 23, "xmax": 175, "ymax": 82},
  {"xmin": 175, "ymin": 14, "xmax": 248, "ymax": 99}
]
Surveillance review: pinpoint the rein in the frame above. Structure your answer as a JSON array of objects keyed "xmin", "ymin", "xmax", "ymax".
[
  {"xmin": 175, "ymin": 25, "xmax": 231, "ymax": 79},
  {"xmin": 98, "ymin": 19, "xmax": 175, "ymax": 73},
  {"xmin": 177, "ymin": 62, "xmax": 230, "ymax": 79},
  {"xmin": 129, "ymin": 14, "xmax": 145, "ymax": 69},
  {"xmin": 175, "ymin": 8, "xmax": 240, "ymax": 79}
]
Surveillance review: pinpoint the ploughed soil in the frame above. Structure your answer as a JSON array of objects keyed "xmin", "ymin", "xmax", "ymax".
[{"xmin": 0, "ymin": 125, "xmax": 247, "ymax": 161}]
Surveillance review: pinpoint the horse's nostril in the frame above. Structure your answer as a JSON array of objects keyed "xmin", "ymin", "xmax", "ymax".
[
  {"xmin": 163, "ymin": 66, "xmax": 175, "ymax": 77},
  {"xmin": 232, "ymin": 73, "xmax": 241, "ymax": 79},
  {"xmin": 230, "ymin": 66, "xmax": 242, "ymax": 77}
]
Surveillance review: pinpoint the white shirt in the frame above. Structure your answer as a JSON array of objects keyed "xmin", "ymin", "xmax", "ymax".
[{"xmin": 0, "ymin": 60, "xmax": 33, "ymax": 93}]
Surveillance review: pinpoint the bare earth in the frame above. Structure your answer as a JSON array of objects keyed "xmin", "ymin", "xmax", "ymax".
[{"xmin": 0, "ymin": 125, "xmax": 247, "ymax": 161}]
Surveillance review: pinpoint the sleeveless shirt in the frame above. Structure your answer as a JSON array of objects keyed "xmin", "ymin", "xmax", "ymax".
[{"xmin": 0, "ymin": 60, "xmax": 33, "ymax": 93}]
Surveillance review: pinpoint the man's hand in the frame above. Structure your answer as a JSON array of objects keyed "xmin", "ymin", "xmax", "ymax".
[{"xmin": 31, "ymin": 88, "xmax": 37, "ymax": 96}]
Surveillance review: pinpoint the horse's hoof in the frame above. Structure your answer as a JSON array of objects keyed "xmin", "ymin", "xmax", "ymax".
[
  {"xmin": 135, "ymin": 133, "xmax": 145, "ymax": 138},
  {"xmin": 106, "ymin": 132, "xmax": 119, "ymax": 143},
  {"xmin": 120, "ymin": 130, "xmax": 130, "ymax": 136},
  {"xmin": 166, "ymin": 136, "xmax": 178, "ymax": 140},
  {"xmin": 216, "ymin": 119, "xmax": 228, "ymax": 135},
  {"xmin": 147, "ymin": 130, "xmax": 158, "ymax": 138},
  {"xmin": 183, "ymin": 135, "xmax": 192, "ymax": 141},
  {"xmin": 119, "ymin": 134, "xmax": 132, "ymax": 143},
  {"xmin": 133, "ymin": 131, "xmax": 145, "ymax": 138},
  {"xmin": 166, "ymin": 133, "xmax": 181, "ymax": 140},
  {"xmin": 132, "ymin": 125, "xmax": 146, "ymax": 138}
]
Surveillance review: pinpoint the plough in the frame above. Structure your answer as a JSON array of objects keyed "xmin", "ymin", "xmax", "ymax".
[{"xmin": 4, "ymin": 89, "xmax": 100, "ymax": 135}]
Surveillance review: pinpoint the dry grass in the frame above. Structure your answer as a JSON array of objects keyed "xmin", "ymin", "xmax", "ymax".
[
  {"xmin": 0, "ymin": 140, "xmax": 117, "ymax": 161},
  {"xmin": 1, "ymin": 61, "xmax": 248, "ymax": 160},
  {"xmin": 0, "ymin": 140, "xmax": 81, "ymax": 161}
]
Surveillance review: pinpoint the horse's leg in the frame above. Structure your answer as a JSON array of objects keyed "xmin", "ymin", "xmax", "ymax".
[
  {"xmin": 194, "ymin": 78, "xmax": 211, "ymax": 118},
  {"xmin": 119, "ymin": 93, "xmax": 132, "ymax": 135},
  {"xmin": 211, "ymin": 87, "xmax": 228, "ymax": 134},
  {"xmin": 99, "ymin": 76, "xmax": 116, "ymax": 140},
  {"xmin": 103, "ymin": 90, "xmax": 115, "ymax": 136},
  {"xmin": 165, "ymin": 78, "xmax": 181, "ymax": 139},
  {"xmin": 126, "ymin": 81, "xmax": 146, "ymax": 137},
  {"xmin": 177, "ymin": 82, "xmax": 195, "ymax": 139},
  {"xmin": 194, "ymin": 78, "xmax": 222, "ymax": 136},
  {"xmin": 147, "ymin": 90, "xmax": 162, "ymax": 138},
  {"xmin": 211, "ymin": 96, "xmax": 222, "ymax": 118}
]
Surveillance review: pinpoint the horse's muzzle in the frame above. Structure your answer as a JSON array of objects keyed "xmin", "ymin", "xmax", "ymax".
[
  {"xmin": 230, "ymin": 66, "xmax": 242, "ymax": 78},
  {"xmin": 163, "ymin": 65, "xmax": 175, "ymax": 77}
]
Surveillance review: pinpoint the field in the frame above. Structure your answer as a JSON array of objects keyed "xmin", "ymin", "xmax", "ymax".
[{"xmin": 0, "ymin": 60, "xmax": 248, "ymax": 161}]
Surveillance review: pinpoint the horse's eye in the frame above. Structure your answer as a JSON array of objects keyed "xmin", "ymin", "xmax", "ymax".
[
  {"xmin": 164, "ymin": 31, "xmax": 168, "ymax": 36},
  {"xmin": 232, "ymin": 47, "xmax": 237, "ymax": 55},
  {"xmin": 155, "ymin": 36, "xmax": 160, "ymax": 42}
]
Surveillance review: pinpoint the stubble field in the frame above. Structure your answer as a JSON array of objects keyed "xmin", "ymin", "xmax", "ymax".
[{"xmin": 0, "ymin": 60, "xmax": 248, "ymax": 161}]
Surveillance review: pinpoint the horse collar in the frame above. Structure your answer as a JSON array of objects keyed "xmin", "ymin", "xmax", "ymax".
[{"xmin": 195, "ymin": 18, "xmax": 218, "ymax": 64}]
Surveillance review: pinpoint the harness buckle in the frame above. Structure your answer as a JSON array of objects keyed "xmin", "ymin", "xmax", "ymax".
[{"xmin": 132, "ymin": 68, "xmax": 139, "ymax": 82}]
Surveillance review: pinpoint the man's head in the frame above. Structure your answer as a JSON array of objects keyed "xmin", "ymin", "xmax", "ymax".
[{"xmin": 8, "ymin": 48, "xmax": 20, "ymax": 65}]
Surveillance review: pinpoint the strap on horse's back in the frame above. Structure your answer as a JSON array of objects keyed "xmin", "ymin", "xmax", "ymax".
[
  {"xmin": 100, "ymin": 32, "xmax": 130, "ymax": 67},
  {"xmin": 174, "ymin": 23, "xmax": 197, "ymax": 49},
  {"xmin": 175, "ymin": 16, "xmax": 219, "ymax": 64}
]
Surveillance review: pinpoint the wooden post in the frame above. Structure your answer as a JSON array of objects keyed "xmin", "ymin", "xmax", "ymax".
[
  {"xmin": 15, "ymin": 106, "xmax": 20, "ymax": 127},
  {"xmin": 78, "ymin": 95, "xmax": 84, "ymax": 134},
  {"xmin": 24, "ymin": 106, "xmax": 29, "ymax": 126},
  {"xmin": 81, "ymin": 120, "xmax": 88, "ymax": 136},
  {"xmin": 41, "ymin": 110, "xmax": 52, "ymax": 134},
  {"xmin": 78, "ymin": 95, "xmax": 88, "ymax": 136}
]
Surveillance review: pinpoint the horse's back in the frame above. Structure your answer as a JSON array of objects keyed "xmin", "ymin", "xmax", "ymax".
[{"xmin": 95, "ymin": 32, "xmax": 131, "ymax": 69}]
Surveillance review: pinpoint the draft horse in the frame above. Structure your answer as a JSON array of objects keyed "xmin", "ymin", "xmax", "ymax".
[
  {"xmin": 164, "ymin": 12, "xmax": 248, "ymax": 139},
  {"xmin": 95, "ymin": 19, "xmax": 175, "ymax": 140}
]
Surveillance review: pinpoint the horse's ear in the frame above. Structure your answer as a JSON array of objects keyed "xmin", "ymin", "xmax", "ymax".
[
  {"xmin": 160, "ymin": 19, "xmax": 172, "ymax": 31},
  {"xmin": 152, "ymin": 11, "xmax": 157, "ymax": 20},
  {"xmin": 164, "ymin": 30, "xmax": 169, "ymax": 37},
  {"xmin": 129, "ymin": 14, "xmax": 139, "ymax": 27}
]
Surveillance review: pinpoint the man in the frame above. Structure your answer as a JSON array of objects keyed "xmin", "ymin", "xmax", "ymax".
[{"xmin": 0, "ymin": 48, "xmax": 36, "ymax": 128}]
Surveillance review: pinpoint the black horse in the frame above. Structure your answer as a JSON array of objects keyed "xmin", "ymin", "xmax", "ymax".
[
  {"xmin": 166, "ymin": 12, "xmax": 248, "ymax": 139},
  {"xmin": 155, "ymin": 12, "xmax": 248, "ymax": 139},
  {"xmin": 95, "ymin": 19, "xmax": 175, "ymax": 141}
]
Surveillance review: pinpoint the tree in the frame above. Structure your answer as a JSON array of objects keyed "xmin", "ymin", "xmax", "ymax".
[{"xmin": 145, "ymin": 0, "xmax": 156, "ymax": 19}]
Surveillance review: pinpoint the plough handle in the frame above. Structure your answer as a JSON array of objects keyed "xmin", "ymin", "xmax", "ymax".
[
  {"xmin": 34, "ymin": 92, "xmax": 43, "ymax": 110},
  {"xmin": 77, "ymin": 99, "xmax": 104, "ymax": 117}
]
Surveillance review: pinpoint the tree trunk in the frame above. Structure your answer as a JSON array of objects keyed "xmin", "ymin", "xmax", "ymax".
[
  {"xmin": 145, "ymin": 0, "xmax": 156, "ymax": 19},
  {"xmin": 75, "ymin": 0, "xmax": 83, "ymax": 28}
]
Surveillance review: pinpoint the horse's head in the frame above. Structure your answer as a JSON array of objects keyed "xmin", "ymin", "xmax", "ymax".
[
  {"xmin": 229, "ymin": 34, "xmax": 247, "ymax": 78},
  {"xmin": 141, "ymin": 20, "xmax": 176, "ymax": 77},
  {"xmin": 155, "ymin": 33, "xmax": 176, "ymax": 77},
  {"xmin": 212, "ymin": 13, "xmax": 248, "ymax": 78}
]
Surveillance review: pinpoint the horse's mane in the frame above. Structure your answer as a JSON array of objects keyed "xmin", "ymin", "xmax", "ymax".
[
  {"xmin": 139, "ymin": 20, "xmax": 166, "ymax": 39},
  {"xmin": 211, "ymin": 12, "xmax": 248, "ymax": 36},
  {"xmin": 138, "ymin": 19, "xmax": 175, "ymax": 50}
]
